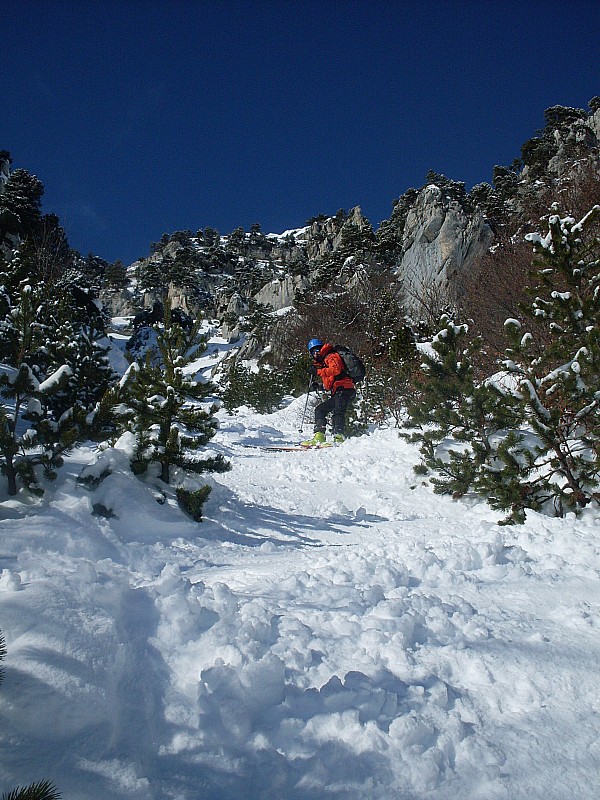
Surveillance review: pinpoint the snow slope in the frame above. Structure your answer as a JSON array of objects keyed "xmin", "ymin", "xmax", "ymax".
[{"xmin": 1, "ymin": 339, "xmax": 599, "ymax": 799}]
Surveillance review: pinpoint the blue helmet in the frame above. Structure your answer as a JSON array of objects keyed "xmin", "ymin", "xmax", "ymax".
[{"xmin": 308, "ymin": 338, "xmax": 323, "ymax": 353}]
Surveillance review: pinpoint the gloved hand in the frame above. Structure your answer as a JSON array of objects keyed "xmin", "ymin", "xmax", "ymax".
[{"xmin": 308, "ymin": 364, "xmax": 318, "ymax": 380}]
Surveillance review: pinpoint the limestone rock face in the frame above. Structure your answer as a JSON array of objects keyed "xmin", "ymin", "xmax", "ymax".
[
  {"xmin": 396, "ymin": 185, "xmax": 493, "ymax": 311},
  {"xmin": 219, "ymin": 292, "xmax": 249, "ymax": 342},
  {"xmin": 167, "ymin": 285, "xmax": 197, "ymax": 316},
  {"xmin": 252, "ymin": 274, "xmax": 307, "ymax": 309},
  {"xmin": 588, "ymin": 106, "xmax": 600, "ymax": 140},
  {"xmin": 99, "ymin": 288, "xmax": 137, "ymax": 318}
]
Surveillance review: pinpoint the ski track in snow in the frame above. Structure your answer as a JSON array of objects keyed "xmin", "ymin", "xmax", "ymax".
[{"xmin": 1, "ymin": 394, "xmax": 599, "ymax": 799}]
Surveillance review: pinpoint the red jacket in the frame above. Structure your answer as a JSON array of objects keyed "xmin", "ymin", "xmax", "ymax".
[{"xmin": 314, "ymin": 343, "xmax": 355, "ymax": 393}]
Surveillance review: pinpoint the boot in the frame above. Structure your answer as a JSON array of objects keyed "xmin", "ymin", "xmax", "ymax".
[
  {"xmin": 333, "ymin": 433, "xmax": 345, "ymax": 444},
  {"xmin": 302, "ymin": 431, "xmax": 326, "ymax": 446}
]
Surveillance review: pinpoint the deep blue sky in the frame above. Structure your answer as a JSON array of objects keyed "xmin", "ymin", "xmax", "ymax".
[{"xmin": 3, "ymin": 0, "xmax": 599, "ymax": 265}]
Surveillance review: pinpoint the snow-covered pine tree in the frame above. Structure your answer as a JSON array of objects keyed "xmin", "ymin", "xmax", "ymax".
[
  {"xmin": 0, "ymin": 284, "xmax": 77, "ymax": 495},
  {"xmin": 40, "ymin": 315, "xmax": 116, "ymax": 430},
  {"xmin": 502, "ymin": 204, "xmax": 600, "ymax": 516},
  {"xmin": 403, "ymin": 315, "xmax": 523, "ymax": 500},
  {"xmin": 0, "ymin": 168, "xmax": 44, "ymax": 245},
  {"xmin": 120, "ymin": 302, "xmax": 229, "ymax": 512},
  {"xmin": 221, "ymin": 360, "xmax": 289, "ymax": 414}
]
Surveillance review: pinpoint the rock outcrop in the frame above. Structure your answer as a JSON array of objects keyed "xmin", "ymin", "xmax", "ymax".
[
  {"xmin": 0, "ymin": 155, "xmax": 9, "ymax": 193},
  {"xmin": 252, "ymin": 274, "xmax": 307, "ymax": 309},
  {"xmin": 396, "ymin": 185, "xmax": 493, "ymax": 312}
]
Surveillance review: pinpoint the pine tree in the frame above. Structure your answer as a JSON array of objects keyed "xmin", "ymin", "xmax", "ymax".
[
  {"xmin": 337, "ymin": 218, "xmax": 376, "ymax": 266},
  {"xmin": 502, "ymin": 205, "xmax": 600, "ymax": 516},
  {"xmin": 423, "ymin": 171, "xmax": 467, "ymax": 205},
  {"xmin": 120, "ymin": 302, "xmax": 229, "ymax": 494},
  {"xmin": 404, "ymin": 315, "xmax": 523, "ymax": 501},
  {"xmin": 0, "ymin": 284, "xmax": 45, "ymax": 495},
  {"xmin": 104, "ymin": 259, "xmax": 129, "ymax": 289},
  {"xmin": 376, "ymin": 188, "xmax": 419, "ymax": 261},
  {"xmin": 0, "ymin": 169, "xmax": 44, "ymax": 244},
  {"xmin": 40, "ymin": 316, "xmax": 116, "ymax": 428},
  {"xmin": 17, "ymin": 214, "xmax": 75, "ymax": 287},
  {"xmin": 0, "ymin": 285, "xmax": 78, "ymax": 495},
  {"xmin": 221, "ymin": 361, "xmax": 288, "ymax": 414}
]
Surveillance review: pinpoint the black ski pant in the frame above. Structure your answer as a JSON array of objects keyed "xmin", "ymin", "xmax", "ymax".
[{"xmin": 314, "ymin": 388, "xmax": 356, "ymax": 435}]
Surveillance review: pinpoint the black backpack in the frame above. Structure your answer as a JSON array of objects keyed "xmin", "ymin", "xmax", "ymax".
[{"xmin": 334, "ymin": 344, "xmax": 366, "ymax": 384}]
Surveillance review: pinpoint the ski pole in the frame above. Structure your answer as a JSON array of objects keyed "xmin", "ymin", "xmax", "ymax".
[{"xmin": 298, "ymin": 376, "xmax": 312, "ymax": 432}]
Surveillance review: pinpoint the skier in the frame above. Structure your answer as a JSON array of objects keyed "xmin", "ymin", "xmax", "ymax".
[{"xmin": 302, "ymin": 338, "xmax": 356, "ymax": 445}]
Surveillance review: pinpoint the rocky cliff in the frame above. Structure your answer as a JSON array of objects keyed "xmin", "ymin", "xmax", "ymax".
[
  {"xmin": 101, "ymin": 99, "xmax": 599, "ymax": 339},
  {"xmin": 393, "ymin": 186, "xmax": 493, "ymax": 314}
]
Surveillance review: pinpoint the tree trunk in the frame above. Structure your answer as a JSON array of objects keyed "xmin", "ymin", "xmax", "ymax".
[
  {"xmin": 160, "ymin": 459, "xmax": 170, "ymax": 484},
  {"xmin": 5, "ymin": 456, "xmax": 17, "ymax": 496}
]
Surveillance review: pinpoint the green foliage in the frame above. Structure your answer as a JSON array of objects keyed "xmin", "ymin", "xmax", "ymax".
[
  {"xmin": 404, "ymin": 203, "xmax": 600, "ymax": 523},
  {"xmin": 1, "ymin": 781, "xmax": 61, "ymax": 800},
  {"xmin": 500, "ymin": 205, "xmax": 600, "ymax": 517},
  {"xmin": 39, "ymin": 317, "xmax": 116, "ymax": 425},
  {"xmin": 492, "ymin": 164, "xmax": 521, "ymax": 205},
  {"xmin": 283, "ymin": 352, "xmax": 314, "ymax": 395},
  {"xmin": 137, "ymin": 259, "xmax": 166, "ymax": 293},
  {"xmin": 238, "ymin": 302, "xmax": 274, "ymax": 335},
  {"xmin": 0, "ymin": 254, "xmax": 118, "ymax": 495},
  {"xmin": 544, "ymin": 104, "xmax": 587, "ymax": 130},
  {"xmin": 221, "ymin": 361, "xmax": 289, "ymax": 414},
  {"xmin": 226, "ymin": 226, "xmax": 246, "ymax": 252},
  {"xmin": 17, "ymin": 214, "xmax": 75, "ymax": 288},
  {"xmin": 297, "ymin": 213, "xmax": 381, "ymax": 296},
  {"xmin": 423, "ymin": 171, "xmax": 467, "ymax": 205},
  {"xmin": 0, "ymin": 285, "xmax": 79, "ymax": 495},
  {"xmin": 233, "ymin": 258, "xmax": 274, "ymax": 297},
  {"xmin": 337, "ymin": 218, "xmax": 376, "ymax": 264},
  {"xmin": 467, "ymin": 181, "xmax": 511, "ymax": 224},
  {"xmin": 0, "ymin": 168, "xmax": 44, "ymax": 243},
  {"xmin": 137, "ymin": 234, "xmax": 207, "ymax": 301},
  {"xmin": 198, "ymin": 226, "xmax": 220, "ymax": 247},
  {"xmin": 376, "ymin": 188, "xmax": 419, "ymax": 259},
  {"xmin": 403, "ymin": 315, "xmax": 524, "ymax": 508},
  {"xmin": 176, "ymin": 485, "xmax": 212, "ymax": 521},
  {"xmin": 473, "ymin": 430, "xmax": 545, "ymax": 525},
  {"xmin": 521, "ymin": 136, "xmax": 556, "ymax": 177},
  {"xmin": 120, "ymin": 303, "xmax": 224, "ymax": 485},
  {"xmin": 104, "ymin": 259, "xmax": 129, "ymax": 289},
  {"xmin": 368, "ymin": 324, "xmax": 418, "ymax": 426}
]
